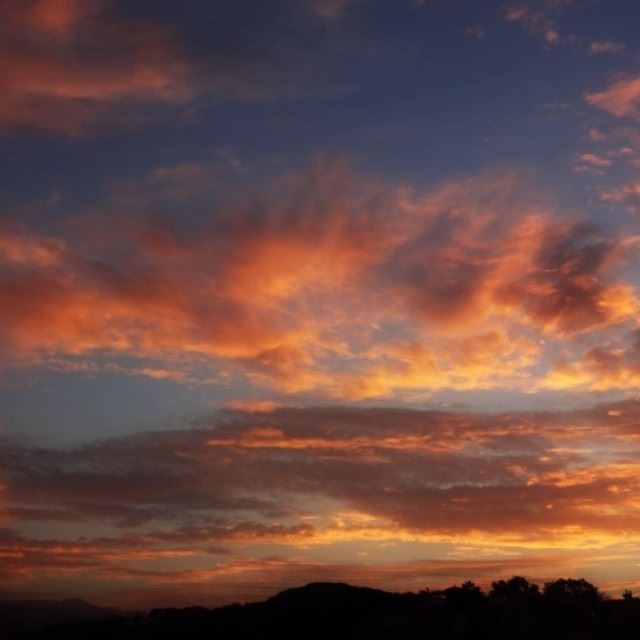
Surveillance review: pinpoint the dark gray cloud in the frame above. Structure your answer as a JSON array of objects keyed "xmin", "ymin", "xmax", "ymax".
[{"xmin": 2, "ymin": 402, "xmax": 640, "ymax": 534}]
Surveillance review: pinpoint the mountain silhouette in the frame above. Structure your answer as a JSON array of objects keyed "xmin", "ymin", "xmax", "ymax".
[
  {"xmin": 0, "ymin": 598, "xmax": 125, "ymax": 639},
  {"xmin": 8, "ymin": 578, "xmax": 640, "ymax": 640}
]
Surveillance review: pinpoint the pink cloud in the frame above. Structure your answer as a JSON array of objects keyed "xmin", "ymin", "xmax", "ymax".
[
  {"xmin": 601, "ymin": 181, "xmax": 640, "ymax": 213},
  {"xmin": 586, "ymin": 76, "xmax": 640, "ymax": 119}
]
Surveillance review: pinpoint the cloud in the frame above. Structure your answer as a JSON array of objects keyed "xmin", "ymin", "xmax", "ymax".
[
  {"xmin": 0, "ymin": 161, "xmax": 637, "ymax": 396},
  {"xmin": 464, "ymin": 26, "xmax": 487, "ymax": 40},
  {"xmin": 0, "ymin": 161, "xmax": 393, "ymax": 386},
  {"xmin": 0, "ymin": 0, "xmax": 192, "ymax": 133},
  {"xmin": 109, "ymin": 156, "xmax": 246, "ymax": 205},
  {"xmin": 385, "ymin": 177, "xmax": 635, "ymax": 338},
  {"xmin": 0, "ymin": 0, "xmax": 99, "ymax": 33},
  {"xmin": 601, "ymin": 181, "xmax": 640, "ymax": 213},
  {"xmin": 589, "ymin": 41, "xmax": 626, "ymax": 55},
  {"xmin": 541, "ymin": 332, "xmax": 640, "ymax": 391},
  {"xmin": 573, "ymin": 152, "xmax": 614, "ymax": 176},
  {"xmin": 4, "ymin": 403, "xmax": 640, "ymax": 535},
  {"xmin": 0, "ymin": 1, "xmax": 368, "ymax": 134},
  {"xmin": 503, "ymin": 1, "xmax": 575, "ymax": 46},
  {"xmin": 2, "ymin": 402, "xmax": 640, "ymax": 604},
  {"xmin": 339, "ymin": 331, "xmax": 541, "ymax": 399},
  {"xmin": 308, "ymin": 0, "xmax": 361, "ymax": 19},
  {"xmin": 588, "ymin": 128, "xmax": 607, "ymax": 142},
  {"xmin": 586, "ymin": 76, "xmax": 640, "ymax": 120},
  {"xmin": 503, "ymin": 1, "xmax": 628, "ymax": 56},
  {"xmin": 574, "ymin": 153, "xmax": 613, "ymax": 171},
  {"xmin": 495, "ymin": 223, "xmax": 636, "ymax": 335},
  {"xmin": 0, "ymin": 525, "xmax": 578, "ymax": 608},
  {"xmin": 0, "ymin": 228, "xmax": 64, "ymax": 266}
]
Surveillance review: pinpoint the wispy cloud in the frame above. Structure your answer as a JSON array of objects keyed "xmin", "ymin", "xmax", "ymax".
[
  {"xmin": 0, "ymin": 0, "xmax": 192, "ymax": 133},
  {"xmin": 589, "ymin": 40, "xmax": 626, "ymax": 55},
  {"xmin": 1, "ymin": 161, "xmax": 637, "ymax": 396},
  {"xmin": 503, "ymin": 0, "xmax": 577, "ymax": 46},
  {"xmin": 0, "ymin": 0, "xmax": 371, "ymax": 134},
  {"xmin": 601, "ymin": 181, "xmax": 640, "ymax": 213},
  {"xmin": 307, "ymin": 0, "xmax": 361, "ymax": 20}
]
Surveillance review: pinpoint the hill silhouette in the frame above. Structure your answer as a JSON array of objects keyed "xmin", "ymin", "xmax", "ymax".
[
  {"xmin": 0, "ymin": 598, "xmax": 125, "ymax": 639},
  {"xmin": 8, "ymin": 577, "xmax": 640, "ymax": 640}
]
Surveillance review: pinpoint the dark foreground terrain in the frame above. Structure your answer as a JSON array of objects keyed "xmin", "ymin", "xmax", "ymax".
[
  {"xmin": 0, "ymin": 599, "xmax": 124, "ymax": 639},
  {"xmin": 5, "ymin": 578, "xmax": 640, "ymax": 640}
]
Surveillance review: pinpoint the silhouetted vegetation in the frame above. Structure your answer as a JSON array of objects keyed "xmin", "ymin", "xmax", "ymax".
[{"xmin": 7, "ymin": 577, "xmax": 640, "ymax": 640}]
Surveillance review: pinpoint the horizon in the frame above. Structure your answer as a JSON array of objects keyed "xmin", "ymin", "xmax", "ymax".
[
  {"xmin": 5, "ymin": 577, "xmax": 638, "ymax": 640},
  {"xmin": 2, "ymin": 0, "xmax": 640, "ymax": 610},
  {"xmin": 0, "ymin": 573, "xmax": 630, "ymax": 611}
]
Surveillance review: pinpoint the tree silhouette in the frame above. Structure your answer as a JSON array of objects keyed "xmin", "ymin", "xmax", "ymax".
[
  {"xmin": 490, "ymin": 575, "xmax": 540, "ymax": 602},
  {"xmin": 543, "ymin": 578, "xmax": 601, "ymax": 606},
  {"xmin": 443, "ymin": 580, "xmax": 485, "ymax": 607},
  {"xmin": 9, "ymin": 577, "xmax": 640, "ymax": 640}
]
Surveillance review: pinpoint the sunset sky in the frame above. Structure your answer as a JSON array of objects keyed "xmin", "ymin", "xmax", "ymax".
[{"xmin": 2, "ymin": 0, "xmax": 640, "ymax": 608}]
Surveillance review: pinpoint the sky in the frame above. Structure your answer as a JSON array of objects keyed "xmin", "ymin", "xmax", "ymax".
[{"xmin": 2, "ymin": 0, "xmax": 640, "ymax": 608}]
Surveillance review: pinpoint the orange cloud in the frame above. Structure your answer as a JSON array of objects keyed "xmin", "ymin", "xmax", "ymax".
[
  {"xmin": 0, "ymin": 162, "xmax": 389, "ymax": 390},
  {"xmin": 387, "ymin": 178, "xmax": 634, "ymax": 339},
  {"xmin": 4, "ymin": 402, "xmax": 640, "ymax": 604},
  {"xmin": 0, "ymin": 227, "xmax": 64, "ymax": 266},
  {"xmin": 1, "ymin": 163, "xmax": 638, "ymax": 396},
  {"xmin": 541, "ymin": 339, "xmax": 640, "ymax": 391},
  {"xmin": 0, "ymin": 0, "xmax": 191, "ymax": 133},
  {"xmin": 339, "ymin": 331, "xmax": 541, "ymax": 399}
]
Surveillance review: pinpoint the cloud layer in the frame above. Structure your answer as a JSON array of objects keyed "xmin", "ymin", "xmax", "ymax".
[
  {"xmin": 1, "ymin": 161, "xmax": 637, "ymax": 398},
  {"xmin": 2, "ymin": 402, "xmax": 640, "ymax": 605}
]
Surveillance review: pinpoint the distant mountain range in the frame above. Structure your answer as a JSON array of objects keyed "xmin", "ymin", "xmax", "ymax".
[
  {"xmin": 0, "ymin": 598, "xmax": 127, "ymax": 639},
  {"xmin": 4, "ymin": 579, "xmax": 640, "ymax": 639}
]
